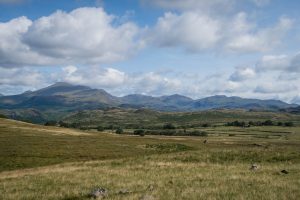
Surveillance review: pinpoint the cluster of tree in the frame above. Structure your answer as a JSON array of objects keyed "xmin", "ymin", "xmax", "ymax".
[
  {"xmin": 111, "ymin": 127, "xmax": 208, "ymax": 137},
  {"xmin": 137, "ymin": 129, "xmax": 208, "ymax": 137},
  {"xmin": 133, "ymin": 129, "xmax": 145, "ymax": 136},
  {"xmin": 0, "ymin": 114, "xmax": 7, "ymax": 119},
  {"xmin": 225, "ymin": 120, "xmax": 294, "ymax": 127}
]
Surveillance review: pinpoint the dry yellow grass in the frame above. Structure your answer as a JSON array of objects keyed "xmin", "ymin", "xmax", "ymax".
[
  {"xmin": 1, "ymin": 153, "xmax": 299, "ymax": 200},
  {"xmin": 0, "ymin": 118, "xmax": 300, "ymax": 199}
]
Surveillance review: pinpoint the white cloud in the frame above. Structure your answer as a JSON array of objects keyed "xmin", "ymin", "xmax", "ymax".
[
  {"xmin": 291, "ymin": 95, "xmax": 300, "ymax": 104},
  {"xmin": 0, "ymin": 67, "xmax": 46, "ymax": 87},
  {"xmin": 0, "ymin": 7, "xmax": 143, "ymax": 67},
  {"xmin": 149, "ymin": 11, "xmax": 292, "ymax": 53},
  {"xmin": 130, "ymin": 72, "xmax": 182, "ymax": 95},
  {"xmin": 224, "ymin": 16, "xmax": 293, "ymax": 52},
  {"xmin": 149, "ymin": 12, "xmax": 221, "ymax": 52},
  {"xmin": 0, "ymin": 16, "xmax": 55, "ymax": 67},
  {"xmin": 254, "ymin": 83, "xmax": 297, "ymax": 94},
  {"xmin": 256, "ymin": 52, "xmax": 300, "ymax": 72},
  {"xmin": 62, "ymin": 66, "xmax": 127, "ymax": 89},
  {"xmin": 230, "ymin": 67, "xmax": 256, "ymax": 82}
]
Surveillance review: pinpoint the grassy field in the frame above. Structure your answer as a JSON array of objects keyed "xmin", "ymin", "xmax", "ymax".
[{"xmin": 0, "ymin": 118, "xmax": 300, "ymax": 199}]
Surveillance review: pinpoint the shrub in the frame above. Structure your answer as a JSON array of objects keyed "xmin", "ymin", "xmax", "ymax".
[
  {"xmin": 115, "ymin": 128, "xmax": 123, "ymax": 134},
  {"xmin": 188, "ymin": 131, "xmax": 208, "ymax": 137},
  {"xmin": 134, "ymin": 129, "xmax": 145, "ymax": 136},
  {"xmin": 0, "ymin": 114, "xmax": 7, "ymax": 119},
  {"xmin": 284, "ymin": 122, "xmax": 294, "ymax": 127},
  {"xmin": 97, "ymin": 126, "xmax": 104, "ymax": 131},
  {"xmin": 58, "ymin": 121, "xmax": 69, "ymax": 128},
  {"xmin": 202, "ymin": 123, "xmax": 210, "ymax": 127},
  {"xmin": 262, "ymin": 120, "xmax": 273, "ymax": 126},
  {"xmin": 44, "ymin": 121, "xmax": 57, "ymax": 126},
  {"xmin": 163, "ymin": 123, "xmax": 176, "ymax": 129},
  {"xmin": 226, "ymin": 121, "xmax": 246, "ymax": 127}
]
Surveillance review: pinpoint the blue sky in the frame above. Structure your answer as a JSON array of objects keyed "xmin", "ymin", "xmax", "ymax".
[{"xmin": 0, "ymin": 0, "xmax": 300, "ymax": 103}]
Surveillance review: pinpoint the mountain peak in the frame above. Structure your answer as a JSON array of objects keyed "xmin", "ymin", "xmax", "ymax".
[{"xmin": 49, "ymin": 82, "xmax": 74, "ymax": 87}]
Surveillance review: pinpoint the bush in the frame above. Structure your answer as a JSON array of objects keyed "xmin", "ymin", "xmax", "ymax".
[
  {"xmin": 277, "ymin": 122, "xmax": 283, "ymax": 126},
  {"xmin": 262, "ymin": 120, "xmax": 273, "ymax": 126},
  {"xmin": 201, "ymin": 123, "xmax": 210, "ymax": 127},
  {"xmin": 44, "ymin": 121, "xmax": 57, "ymax": 126},
  {"xmin": 115, "ymin": 128, "xmax": 123, "ymax": 134},
  {"xmin": 226, "ymin": 121, "xmax": 246, "ymax": 127},
  {"xmin": 284, "ymin": 122, "xmax": 294, "ymax": 127},
  {"xmin": 163, "ymin": 123, "xmax": 176, "ymax": 129},
  {"xmin": 188, "ymin": 131, "xmax": 208, "ymax": 137},
  {"xmin": 58, "ymin": 121, "xmax": 69, "ymax": 128},
  {"xmin": 97, "ymin": 126, "xmax": 104, "ymax": 131},
  {"xmin": 134, "ymin": 129, "xmax": 145, "ymax": 136},
  {"xmin": 0, "ymin": 114, "xmax": 7, "ymax": 119}
]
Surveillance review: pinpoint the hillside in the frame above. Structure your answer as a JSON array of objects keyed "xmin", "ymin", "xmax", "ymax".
[
  {"xmin": 0, "ymin": 83, "xmax": 297, "ymax": 123},
  {"xmin": 1, "ymin": 118, "xmax": 300, "ymax": 200},
  {"xmin": 62, "ymin": 108, "xmax": 300, "ymax": 129}
]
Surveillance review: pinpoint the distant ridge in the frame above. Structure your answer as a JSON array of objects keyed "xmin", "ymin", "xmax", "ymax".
[{"xmin": 0, "ymin": 82, "xmax": 297, "ymax": 116}]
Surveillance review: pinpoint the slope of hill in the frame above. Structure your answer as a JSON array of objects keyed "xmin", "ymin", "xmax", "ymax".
[
  {"xmin": 62, "ymin": 108, "xmax": 300, "ymax": 129},
  {"xmin": 280, "ymin": 106, "xmax": 300, "ymax": 114},
  {"xmin": 0, "ymin": 82, "xmax": 298, "ymax": 123},
  {"xmin": 192, "ymin": 95, "xmax": 293, "ymax": 110},
  {"xmin": 1, "ymin": 118, "xmax": 300, "ymax": 200}
]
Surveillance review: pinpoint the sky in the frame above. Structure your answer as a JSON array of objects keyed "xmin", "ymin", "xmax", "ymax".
[{"xmin": 1, "ymin": 0, "xmax": 300, "ymax": 103}]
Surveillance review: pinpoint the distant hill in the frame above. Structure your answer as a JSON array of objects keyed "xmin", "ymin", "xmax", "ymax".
[
  {"xmin": 280, "ymin": 106, "xmax": 300, "ymax": 114},
  {"xmin": 191, "ymin": 95, "xmax": 293, "ymax": 110},
  {"xmin": 0, "ymin": 82, "xmax": 298, "ymax": 123}
]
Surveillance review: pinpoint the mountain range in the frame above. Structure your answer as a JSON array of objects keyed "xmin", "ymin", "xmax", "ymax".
[{"xmin": 0, "ymin": 82, "xmax": 298, "ymax": 123}]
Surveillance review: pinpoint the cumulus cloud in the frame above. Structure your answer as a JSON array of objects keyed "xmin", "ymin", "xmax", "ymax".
[
  {"xmin": 62, "ymin": 66, "xmax": 127, "ymax": 89},
  {"xmin": 225, "ymin": 16, "xmax": 293, "ymax": 52},
  {"xmin": 256, "ymin": 53, "xmax": 300, "ymax": 72},
  {"xmin": 230, "ymin": 67, "xmax": 256, "ymax": 82},
  {"xmin": 0, "ymin": 7, "xmax": 143, "ymax": 67},
  {"xmin": 59, "ymin": 66, "xmax": 182, "ymax": 96},
  {"xmin": 0, "ymin": 16, "xmax": 55, "ymax": 67},
  {"xmin": 149, "ymin": 12, "xmax": 221, "ymax": 52},
  {"xmin": 149, "ymin": 11, "xmax": 292, "ymax": 53},
  {"xmin": 130, "ymin": 72, "xmax": 182, "ymax": 95},
  {"xmin": 254, "ymin": 83, "xmax": 297, "ymax": 94},
  {"xmin": 0, "ymin": 67, "xmax": 46, "ymax": 87}
]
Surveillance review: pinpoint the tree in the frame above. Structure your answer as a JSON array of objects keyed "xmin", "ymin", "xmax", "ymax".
[
  {"xmin": 263, "ymin": 120, "xmax": 273, "ymax": 126},
  {"xmin": 134, "ymin": 129, "xmax": 145, "ymax": 136},
  {"xmin": 284, "ymin": 122, "xmax": 294, "ymax": 127},
  {"xmin": 97, "ymin": 126, "xmax": 104, "ymax": 131},
  {"xmin": 115, "ymin": 128, "xmax": 123, "ymax": 134},
  {"xmin": 44, "ymin": 121, "xmax": 57, "ymax": 126},
  {"xmin": 163, "ymin": 123, "xmax": 176, "ymax": 129}
]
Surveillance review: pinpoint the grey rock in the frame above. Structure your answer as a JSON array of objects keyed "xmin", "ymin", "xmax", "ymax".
[
  {"xmin": 118, "ymin": 189, "xmax": 130, "ymax": 194},
  {"xmin": 147, "ymin": 184, "xmax": 155, "ymax": 191},
  {"xmin": 89, "ymin": 188, "xmax": 107, "ymax": 199},
  {"xmin": 250, "ymin": 164, "xmax": 259, "ymax": 170}
]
